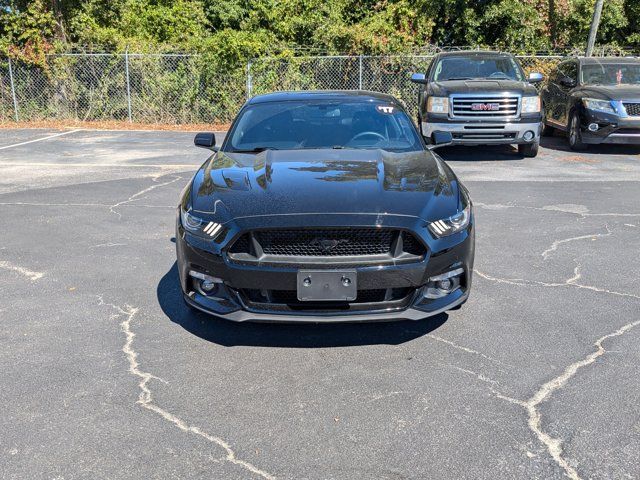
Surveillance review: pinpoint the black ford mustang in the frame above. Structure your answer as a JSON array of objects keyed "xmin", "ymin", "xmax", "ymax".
[{"xmin": 176, "ymin": 91, "xmax": 474, "ymax": 322}]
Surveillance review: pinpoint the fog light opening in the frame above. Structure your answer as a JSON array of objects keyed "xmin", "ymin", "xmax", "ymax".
[
  {"xmin": 523, "ymin": 130, "xmax": 535, "ymax": 142},
  {"xmin": 588, "ymin": 123, "xmax": 599, "ymax": 132},
  {"xmin": 189, "ymin": 270, "xmax": 223, "ymax": 296},
  {"xmin": 422, "ymin": 268, "xmax": 464, "ymax": 299}
]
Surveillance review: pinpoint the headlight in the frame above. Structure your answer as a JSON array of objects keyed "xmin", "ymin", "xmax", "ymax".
[
  {"xmin": 427, "ymin": 97, "xmax": 449, "ymax": 114},
  {"xmin": 180, "ymin": 207, "xmax": 223, "ymax": 238},
  {"xmin": 582, "ymin": 98, "xmax": 616, "ymax": 114},
  {"xmin": 428, "ymin": 204, "xmax": 471, "ymax": 238},
  {"xmin": 521, "ymin": 96, "xmax": 541, "ymax": 113}
]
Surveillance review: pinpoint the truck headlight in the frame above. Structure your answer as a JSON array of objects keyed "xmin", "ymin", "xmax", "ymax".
[
  {"xmin": 427, "ymin": 97, "xmax": 449, "ymax": 114},
  {"xmin": 582, "ymin": 98, "xmax": 616, "ymax": 114},
  {"xmin": 521, "ymin": 96, "xmax": 541, "ymax": 113},
  {"xmin": 428, "ymin": 204, "xmax": 471, "ymax": 238}
]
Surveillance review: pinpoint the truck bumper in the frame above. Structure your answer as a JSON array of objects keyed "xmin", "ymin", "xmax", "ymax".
[{"xmin": 422, "ymin": 121, "xmax": 542, "ymax": 146}]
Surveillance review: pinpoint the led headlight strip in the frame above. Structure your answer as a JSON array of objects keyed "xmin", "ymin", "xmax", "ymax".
[{"xmin": 203, "ymin": 221, "xmax": 222, "ymax": 237}]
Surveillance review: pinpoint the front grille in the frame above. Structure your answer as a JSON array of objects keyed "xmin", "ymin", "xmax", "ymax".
[
  {"xmin": 452, "ymin": 132, "xmax": 517, "ymax": 140},
  {"xmin": 228, "ymin": 228, "xmax": 426, "ymax": 265},
  {"xmin": 451, "ymin": 95, "xmax": 520, "ymax": 118},
  {"xmin": 624, "ymin": 103, "xmax": 640, "ymax": 116}
]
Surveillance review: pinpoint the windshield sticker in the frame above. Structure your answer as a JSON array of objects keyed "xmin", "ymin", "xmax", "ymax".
[{"xmin": 376, "ymin": 105, "xmax": 395, "ymax": 114}]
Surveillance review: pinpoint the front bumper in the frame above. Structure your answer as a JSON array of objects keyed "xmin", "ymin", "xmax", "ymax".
[
  {"xmin": 176, "ymin": 213, "xmax": 475, "ymax": 323},
  {"xmin": 422, "ymin": 119, "xmax": 542, "ymax": 145},
  {"xmin": 578, "ymin": 112, "xmax": 640, "ymax": 145}
]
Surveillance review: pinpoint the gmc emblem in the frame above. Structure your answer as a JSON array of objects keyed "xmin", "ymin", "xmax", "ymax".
[{"xmin": 471, "ymin": 103, "xmax": 500, "ymax": 111}]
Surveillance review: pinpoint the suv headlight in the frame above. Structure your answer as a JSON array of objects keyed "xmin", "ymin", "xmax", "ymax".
[
  {"xmin": 427, "ymin": 97, "xmax": 449, "ymax": 114},
  {"xmin": 521, "ymin": 96, "xmax": 541, "ymax": 113},
  {"xmin": 428, "ymin": 204, "xmax": 471, "ymax": 238},
  {"xmin": 582, "ymin": 98, "xmax": 616, "ymax": 114},
  {"xmin": 180, "ymin": 207, "xmax": 224, "ymax": 239}
]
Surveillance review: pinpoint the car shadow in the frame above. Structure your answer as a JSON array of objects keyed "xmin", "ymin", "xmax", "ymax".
[
  {"xmin": 157, "ymin": 262, "xmax": 448, "ymax": 348},
  {"xmin": 437, "ymin": 144, "xmax": 526, "ymax": 161},
  {"xmin": 540, "ymin": 132, "xmax": 640, "ymax": 155}
]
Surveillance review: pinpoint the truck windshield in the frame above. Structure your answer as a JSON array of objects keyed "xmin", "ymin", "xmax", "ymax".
[
  {"xmin": 433, "ymin": 56, "xmax": 524, "ymax": 82},
  {"xmin": 581, "ymin": 63, "xmax": 640, "ymax": 86},
  {"xmin": 226, "ymin": 100, "xmax": 423, "ymax": 153}
]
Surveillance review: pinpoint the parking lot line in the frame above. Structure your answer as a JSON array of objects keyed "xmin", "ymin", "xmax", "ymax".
[{"xmin": 0, "ymin": 129, "xmax": 82, "ymax": 150}]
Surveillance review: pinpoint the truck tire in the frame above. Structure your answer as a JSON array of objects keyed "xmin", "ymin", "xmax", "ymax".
[
  {"xmin": 518, "ymin": 142, "xmax": 539, "ymax": 158},
  {"xmin": 568, "ymin": 112, "xmax": 587, "ymax": 151}
]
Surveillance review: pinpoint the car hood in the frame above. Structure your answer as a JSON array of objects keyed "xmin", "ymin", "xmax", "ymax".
[
  {"xmin": 429, "ymin": 79, "xmax": 538, "ymax": 96},
  {"xmin": 579, "ymin": 84, "xmax": 640, "ymax": 101},
  {"xmin": 189, "ymin": 149, "xmax": 459, "ymax": 222}
]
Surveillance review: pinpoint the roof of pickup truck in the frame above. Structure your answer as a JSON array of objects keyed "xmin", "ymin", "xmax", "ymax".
[{"xmin": 435, "ymin": 50, "xmax": 511, "ymax": 58}]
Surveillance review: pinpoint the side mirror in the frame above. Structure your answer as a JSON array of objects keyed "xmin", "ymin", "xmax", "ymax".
[
  {"xmin": 410, "ymin": 72, "xmax": 428, "ymax": 84},
  {"xmin": 528, "ymin": 72, "xmax": 544, "ymax": 84},
  {"xmin": 194, "ymin": 132, "xmax": 217, "ymax": 150},
  {"xmin": 559, "ymin": 76, "xmax": 577, "ymax": 88},
  {"xmin": 427, "ymin": 131, "xmax": 453, "ymax": 149}
]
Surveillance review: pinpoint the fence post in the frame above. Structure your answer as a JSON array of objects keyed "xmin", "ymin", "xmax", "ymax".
[
  {"xmin": 124, "ymin": 47, "xmax": 132, "ymax": 122},
  {"xmin": 246, "ymin": 60, "xmax": 253, "ymax": 99},
  {"xmin": 7, "ymin": 57, "xmax": 19, "ymax": 122},
  {"xmin": 358, "ymin": 55, "xmax": 363, "ymax": 90}
]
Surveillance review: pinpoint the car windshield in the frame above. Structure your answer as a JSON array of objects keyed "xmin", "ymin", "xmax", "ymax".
[
  {"xmin": 581, "ymin": 63, "xmax": 640, "ymax": 86},
  {"xmin": 226, "ymin": 100, "xmax": 423, "ymax": 153},
  {"xmin": 433, "ymin": 56, "xmax": 524, "ymax": 81}
]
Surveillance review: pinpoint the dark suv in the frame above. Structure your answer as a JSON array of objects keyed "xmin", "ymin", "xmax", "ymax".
[
  {"xmin": 541, "ymin": 57, "xmax": 640, "ymax": 150},
  {"xmin": 411, "ymin": 51, "xmax": 544, "ymax": 157}
]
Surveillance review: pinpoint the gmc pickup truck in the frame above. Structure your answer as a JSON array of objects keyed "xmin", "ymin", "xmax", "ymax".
[{"xmin": 410, "ymin": 51, "xmax": 544, "ymax": 157}]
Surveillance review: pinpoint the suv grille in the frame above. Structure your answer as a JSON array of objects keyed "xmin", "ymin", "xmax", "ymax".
[
  {"xmin": 451, "ymin": 95, "xmax": 520, "ymax": 118},
  {"xmin": 228, "ymin": 228, "xmax": 426, "ymax": 265},
  {"xmin": 624, "ymin": 103, "xmax": 640, "ymax": 116}
]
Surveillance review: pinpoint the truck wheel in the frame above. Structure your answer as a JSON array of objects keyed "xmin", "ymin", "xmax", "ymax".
[
  {"xmin": 568, "ymin": 113, "xmax": 587, "ymax": 151},
  {"xmin": 518, "ymin": 142, "xmax": 539, "ymax": 158}
]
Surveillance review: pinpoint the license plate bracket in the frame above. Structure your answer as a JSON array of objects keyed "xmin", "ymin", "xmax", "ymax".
[{"xmin": 297, "ymin": 270, "xmax": 357, "ymax": 302}]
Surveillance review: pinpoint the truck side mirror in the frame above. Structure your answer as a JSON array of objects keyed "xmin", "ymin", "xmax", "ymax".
[
  {"xmin": 528, "ymin": 72, "xmax": 544, "ymax": 84},
  {"xmin": 427, "ymin": 131, "xmax": 453, "ymax": 149},
  {"xmin": 194, "ymin": 132, "xmax": 218, "ymax": 150},
  {"xmin": 410, "ymin": 73, "xmax": 428, "ymax": 84}
]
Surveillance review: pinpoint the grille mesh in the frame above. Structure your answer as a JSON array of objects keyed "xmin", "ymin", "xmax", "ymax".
[{"xmin": 624, "ymin": 103, "xmax": 640, "ymax": 116}]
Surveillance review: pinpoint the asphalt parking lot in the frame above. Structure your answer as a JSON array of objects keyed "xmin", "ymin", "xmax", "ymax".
[{"xmin": 1, "ymin": 128, "xmax": 639, "ymax": 480}]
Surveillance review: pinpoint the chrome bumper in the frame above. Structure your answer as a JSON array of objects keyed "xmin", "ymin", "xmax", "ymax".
[{"xmin": 422, "ymin": 121, "xmax": 542, "ymax": 145}]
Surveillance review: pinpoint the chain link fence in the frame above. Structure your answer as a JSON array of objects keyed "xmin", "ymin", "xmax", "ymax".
[{"xmin": 0, "ymin": 50, "xmax": 636, "ymax": 125}]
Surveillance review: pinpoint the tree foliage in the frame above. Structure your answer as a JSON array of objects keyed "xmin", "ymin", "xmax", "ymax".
[{"xmin": 1, "ymin": 0, "xmax": 639, "ymax": 66}]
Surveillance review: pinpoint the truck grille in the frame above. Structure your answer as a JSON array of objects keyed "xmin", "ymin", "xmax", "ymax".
[
  {"xmin": 227, "ymin": 228, "xmax": 426, "ymax": 265},
  {"xmin": 451, "ymin": 95, "xmax": 520, "ymax": 118},
  {"xmin": 623, "ymin": 103, "xmax": 640, "ymax": 116}
]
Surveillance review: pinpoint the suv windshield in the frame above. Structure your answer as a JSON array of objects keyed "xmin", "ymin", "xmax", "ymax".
[
  {"xmin": 581, "ymin": 63, "xmax": 640, "ymax": 86},
  {"xmin": 433, "ymin": 56, "xmax": 524, "ymax": 81},
  {"xmin": 226, "ymin": 100, "xmax": 423, "ymax": 153}
]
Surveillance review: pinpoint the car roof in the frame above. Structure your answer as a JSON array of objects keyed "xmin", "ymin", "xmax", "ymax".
[
  {"xmin": 435, "ymin": 50, "xmax": 512, "ymax": 58},
  {"xmin": 572, "ymin": 56, "xmax": 640, "ymax": 65},
  {"xmin": 247, "ymin": 90, "xmax": 402, "ymax": 106}
]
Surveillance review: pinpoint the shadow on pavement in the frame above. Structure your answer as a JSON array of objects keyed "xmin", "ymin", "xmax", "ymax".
[
  {"xmin": 157, "ymin": 262, "xmax": 447, "ymax": 348},
  {"xmin": 437, "ymin": 144, "xmax": 525, "ymax": 161},
  {"xmin": 540, "ymin": 133, "xmax": 640, "ymax": 156}
]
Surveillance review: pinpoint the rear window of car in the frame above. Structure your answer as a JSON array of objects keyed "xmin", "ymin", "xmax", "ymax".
[{"xmin": 225, "ymin": 100, "xmax": 423, "ymax": 153}]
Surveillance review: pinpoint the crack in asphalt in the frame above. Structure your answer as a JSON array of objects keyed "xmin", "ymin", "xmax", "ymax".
[
  {"xmin": 473, "ymin": 255, "xmax": 640, "ymax": 479},
  {"xmin": 108, "ymin": 174, "xmax": 182, "ymax": 219},
  {"xmin": 475, "ymin": 201, "xmax": 640, "ymax": 218},
  {"xmin": 454, "ymin": 315, "xmax": 640, "ymax": 480},
  {"xmin": 97, "ymin": 296, "xmax": 276, "ymax": 480},
  {"xmin": 541, "ymin": 224, "xmax": 612, "ymax": 260},
  {"xmin": 426, "ymin": 334, "xmax": 511, "ymax": 367},
  {"xmin": 0, "ymin": 260, "xmax": 44, "ymax": 281}
]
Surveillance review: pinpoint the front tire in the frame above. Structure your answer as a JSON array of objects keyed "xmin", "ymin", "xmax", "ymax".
[
  {"xmin": 518, "ymin": 141, "xmax": 539, "ymax": 158},
  {"xmin": 568, "ymin": 112, "xmax": 587, "ymax": 151}
]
